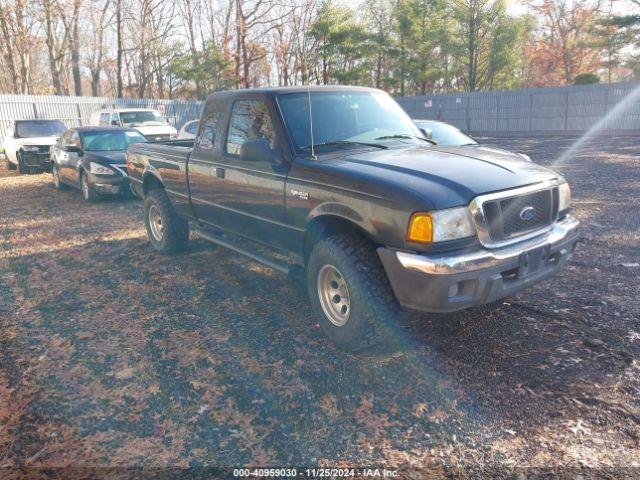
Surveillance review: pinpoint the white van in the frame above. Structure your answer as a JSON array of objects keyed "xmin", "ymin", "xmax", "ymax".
[{"xmin": 89, "ymin": 108, "xmax": 177, "ymax": 142}]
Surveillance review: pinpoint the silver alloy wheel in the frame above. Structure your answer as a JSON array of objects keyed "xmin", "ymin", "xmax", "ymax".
[
  {"xmin": 81, "ymin": 174, "xmax": 89, "ymax": 199},
  {"xmin": 317, "ymin": 264, "xmax": 351, "ymax": 326},
  {"xmin": 53, "ymin": 166, "xmax": 60, "ymax": 188},
  {"xmin": 148, "ymin": 204, "xmax": 164, "ymax": 242}
]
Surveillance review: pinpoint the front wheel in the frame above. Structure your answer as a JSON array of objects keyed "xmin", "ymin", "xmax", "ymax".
[
  {"xmin": 144, "ymin": 188, "xmax": 189, "ymax": 254},
  {"xmin": 52, "ymin": 165, "xmax": 67, "ymax": 190},
  {"xmin": 81, "ymin": 171, "xmax": 100, "ymax": 202},
  {"xmin": 17, "ymin": 152, "xmax": 27, "ymax": 174},
  {"xmin": 306, "ymin": 234, "xmax": 401, "ymax": 352}
]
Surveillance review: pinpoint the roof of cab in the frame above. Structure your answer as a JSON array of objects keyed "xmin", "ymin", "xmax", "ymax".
[
  {"xmin": 73, "ymin": 126, "xmax": 140, "ymax": 133},
  {"xmin": 205, "ymin": 85, "xmax": 381, "ymax": 102},
  {"xmin": 95, "ymin": 108, "xmax": 159, "ymax": 112}
]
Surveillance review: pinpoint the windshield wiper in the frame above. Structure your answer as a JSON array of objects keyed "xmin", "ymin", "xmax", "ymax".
[
  {"xmin": 300, "ymin": 140, "xmax": 388, "ymax": 151},
  {"xmin": 375, "ymin": 134, "xmax": 437, "ymax": 145}
]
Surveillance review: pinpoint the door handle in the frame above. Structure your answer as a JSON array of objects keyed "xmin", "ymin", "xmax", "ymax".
[{"xmin": 215, "ymin": 167, "xmax": 225, "ymax": 179}]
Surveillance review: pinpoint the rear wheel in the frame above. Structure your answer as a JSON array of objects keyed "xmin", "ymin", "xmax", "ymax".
[
  {"xmin": 144, "ymin": 188, "xmax": 189, "ymax": 254},
  {"xmin": 306, "ymin": 234, "xmax": 401, "ymax": 352},
  {"xmin": 81, "ymin": 171, "xmax": 100, "ymax": 202},
  {"xmin": 17, "ymin": 152, "xmax": 27, "ymax": 174}
]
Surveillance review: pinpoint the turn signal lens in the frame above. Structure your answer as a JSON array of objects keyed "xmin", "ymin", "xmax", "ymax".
[{"xmin": 407, "ymin": 213, "xmax": 433, "ymax": 243}]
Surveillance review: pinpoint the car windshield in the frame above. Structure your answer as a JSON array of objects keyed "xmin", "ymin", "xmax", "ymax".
[
  {"xmin": 82, "ymin": 130, "xmax": 148, "ymax": 151},
  {"xmin": 15, "ymin": 120, "xmax": 66, "ymax": 138},
  {"xmin": 415, "ymin": 121, "xmax": 477, "ymax": 146},
  {"xmin": 278, "ymin": 91, "xmax": 425, "ymax": 152},
  {"xmin": 118, "ymin": 111, "xmax": 168, "ymax": 127}
]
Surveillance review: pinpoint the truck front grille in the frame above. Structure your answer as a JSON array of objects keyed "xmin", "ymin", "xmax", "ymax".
[{"xmin": 481, "ymin": 186, "xmax": 558, "ymax": 243}]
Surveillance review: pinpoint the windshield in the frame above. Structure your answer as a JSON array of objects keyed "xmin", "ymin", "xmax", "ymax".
[
  {"xmin": 82, "ymin": 130, "xmax": 148, "ymax": 151},
  {"xmin": 15, "ymin": 120, "xmax": 66, "ymax": 138},
  {"xmin": 278, "ymin": 91, "xmax": 425, "ymax": 152},
  {"xmin": 118, "ymin": 111, "xmax": 168, "ymax": 127},
  {"xmin": 415, "ymin": 120, "xmax": 477, "ymax": 146}
]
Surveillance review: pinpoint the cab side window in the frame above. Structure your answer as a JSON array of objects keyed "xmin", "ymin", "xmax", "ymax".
[
  {"xmin": 59, "ymin": 129, "xmax": 73, "ymax": 146},
  {"xmin": 99, "ymin": 113, "xmax": 110, "ymax": 125},
  {"xmin": 70, "ymin": 130, "xmax": 81, "ymax": 148},
  {"xmin": 111, "ymin": 113, "xmax": 120, "ymax": 126},
  {"xmin": 226, "ymin": 100, "xmax": 275, "ymax": 156},
  {"xmin": 197, "ymin": 113, "xmax": 221, "ymax": 150}
]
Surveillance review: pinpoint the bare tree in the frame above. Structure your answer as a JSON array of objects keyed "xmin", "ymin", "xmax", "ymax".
[{"xmin": 85, "ymin": 0, "xmax": 112, "ymax": 95}]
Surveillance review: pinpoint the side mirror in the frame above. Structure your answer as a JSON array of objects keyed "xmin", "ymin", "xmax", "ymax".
[
  {"xmin": 419, "ymin": 128, "xmax": 433, "ymax": 140},
  {"xmin": 239, "ymin": 138, "xmax": 276, "ymax": 163},
  {"xmin": 64, "ymin": 144, "xmax": 80, "ymax": 153}
]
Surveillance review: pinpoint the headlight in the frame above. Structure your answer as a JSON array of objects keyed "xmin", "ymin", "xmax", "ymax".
[
  {"xmin": 408, "ymin": 207, "xmax": 476, "ymax": 244},
  {"xmin": 89, "ymin": 162, "xmax": 114, "ymax": 175},
  {"xmin": 558, "ymin": 181, "xmax": 571, "ymax": 214},
  {"xmin": 22, "ymin": 146, "xmax": 39, "ymax": 152},
  {"xmin": 170, "ymin": 132, "xmax": 178, "ymax": 139}
]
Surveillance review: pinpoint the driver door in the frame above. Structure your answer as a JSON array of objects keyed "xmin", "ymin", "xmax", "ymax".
[
  {"xmin": 211, "ymin": 97, "xmax": 292, "ymax": 251},
  {"xmin": 54, "ymin": 129, "xmax": 73, "ymax": 182},
  {"xmin": 65, "ymin": 130, "xmax": 83, "ymax": 186}
]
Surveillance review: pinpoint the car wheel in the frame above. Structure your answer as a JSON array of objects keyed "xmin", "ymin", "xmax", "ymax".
[
  {"xmin": 81, "ymin": 171, "xmax": 100, "ymax": 202},
  {"xmin": 52, "ymin": 165, "xmax": 67, "ymax": 190},
  {"xmin": 17, "ymin": 152, "xmax": 28, "ymax": 174},
  {"xmin": 144, "ymin": 188, "xmax": 189, "ymax": 254},
  {"xmin": 6, "ymin": 157, "xmax": 16, "ymax": 170},
  {"xmin": 306, "ymin": 234, "xmax": 401, "ymax": 352}
]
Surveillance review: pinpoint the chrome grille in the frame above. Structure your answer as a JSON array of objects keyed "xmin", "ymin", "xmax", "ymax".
[
  {"xmin": 469, "ymin": 180, "xmax": 561, "ymax": 249},
  {"xmin": 484, "ymin": 188, "xmax": 557, "ymax": 241}
]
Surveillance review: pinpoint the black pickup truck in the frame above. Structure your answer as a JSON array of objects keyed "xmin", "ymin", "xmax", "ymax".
[{"xmin": 127, "ymin": 86, "xmax": 579, "ymax": 351}]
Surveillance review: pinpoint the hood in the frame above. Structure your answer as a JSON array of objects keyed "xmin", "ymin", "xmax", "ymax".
[
  {"xmin": 132, "ymin": 125, "xmax": 177, "ymax": 136},
  {"xmin": 85, "ymin": 151, "xmax": 126, "ymax": 164},
  {"xmin": 17, "ymin": 137, "xmax": 59, "ymax": 146},
  {"xmin": 326, "ymin": 144, "xmax": 560, "ymax": 210}
]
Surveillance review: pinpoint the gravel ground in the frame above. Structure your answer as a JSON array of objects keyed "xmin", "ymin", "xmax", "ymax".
[{"xmin": 0, "ymin": 135, "xmax": 638, "ymax": 477}]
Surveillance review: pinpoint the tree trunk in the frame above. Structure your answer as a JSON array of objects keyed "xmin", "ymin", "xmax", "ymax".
[
  {"xmin": 116, "ymin": 0, "xmax": 123, "ymax": 97},
  {"xmin": 71, "ymin": 1, "xmax": 82, "ymax": 96},
  {"xmin": 0, "ymin": 4, "xmax": 19, "ymax": 93}
]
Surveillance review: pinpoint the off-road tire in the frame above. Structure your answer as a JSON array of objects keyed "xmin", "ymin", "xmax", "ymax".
[
  {"xmin": 52, "ymin": 165, "xmax": 68, "ymax": 190},
  {"xmin": 81, "ymin": 171, "xmax": 100, "ymax": 202},
  {"xmin": 306, "ymin": 234, "xmax": 401, "ymax": 352},
  {"xmin": 17, "ymin": 152, "xmax": 28, "ymax": 174},
  {"xmin": 144, "ymin": 187, "xmax": 189, "ymax": 254}
]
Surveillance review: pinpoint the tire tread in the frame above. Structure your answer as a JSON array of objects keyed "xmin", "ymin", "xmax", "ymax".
[{"xmin": 145, "ymin": 187, "xmax": 189, "ymax": 254}]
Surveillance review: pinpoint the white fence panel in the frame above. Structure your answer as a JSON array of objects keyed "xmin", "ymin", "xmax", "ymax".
[{"xmin": 397, "ymin": 81, "xmax": 640, "ymax": 134}]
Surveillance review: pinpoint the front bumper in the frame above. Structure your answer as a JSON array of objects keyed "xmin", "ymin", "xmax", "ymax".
[
  {"xmin": 21, "ymin": 152, "xmax": 51, "ymax": 169},
  {"xmin": 86, "ymin": 171, "xmax": 130, "ymax": 195},
  {"xmin": 377, "ymin": 215, "xmax": 580, "ymax": 313}
]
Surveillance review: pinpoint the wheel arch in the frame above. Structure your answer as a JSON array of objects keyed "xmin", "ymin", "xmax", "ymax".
[
  {"xmin": 303, "ymin": 214, "xmax": 376, "ymax": 265},
  {"xmin": 142, "ymin": 172, "xmax": 164, "ymax": 196}
]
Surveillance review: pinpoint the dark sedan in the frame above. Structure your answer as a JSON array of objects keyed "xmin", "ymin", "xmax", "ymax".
[
  {"xmin": 51, "ymin": 126, "xmax": 147, "ymax": 202},
  {"xmin": 413, "ymin": 119, "xmax": 532, "ymax": 161}
]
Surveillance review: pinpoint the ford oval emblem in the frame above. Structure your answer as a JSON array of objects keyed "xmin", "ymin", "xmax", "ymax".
[{"xmin": 519, "ymin": 206, "xmax": 536, "ymax": 221}]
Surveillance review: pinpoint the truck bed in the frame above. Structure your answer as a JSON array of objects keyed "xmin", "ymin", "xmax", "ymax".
[{"xmin": 126, "ymin": 140, "xmax": 194, "ymax": 217}]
